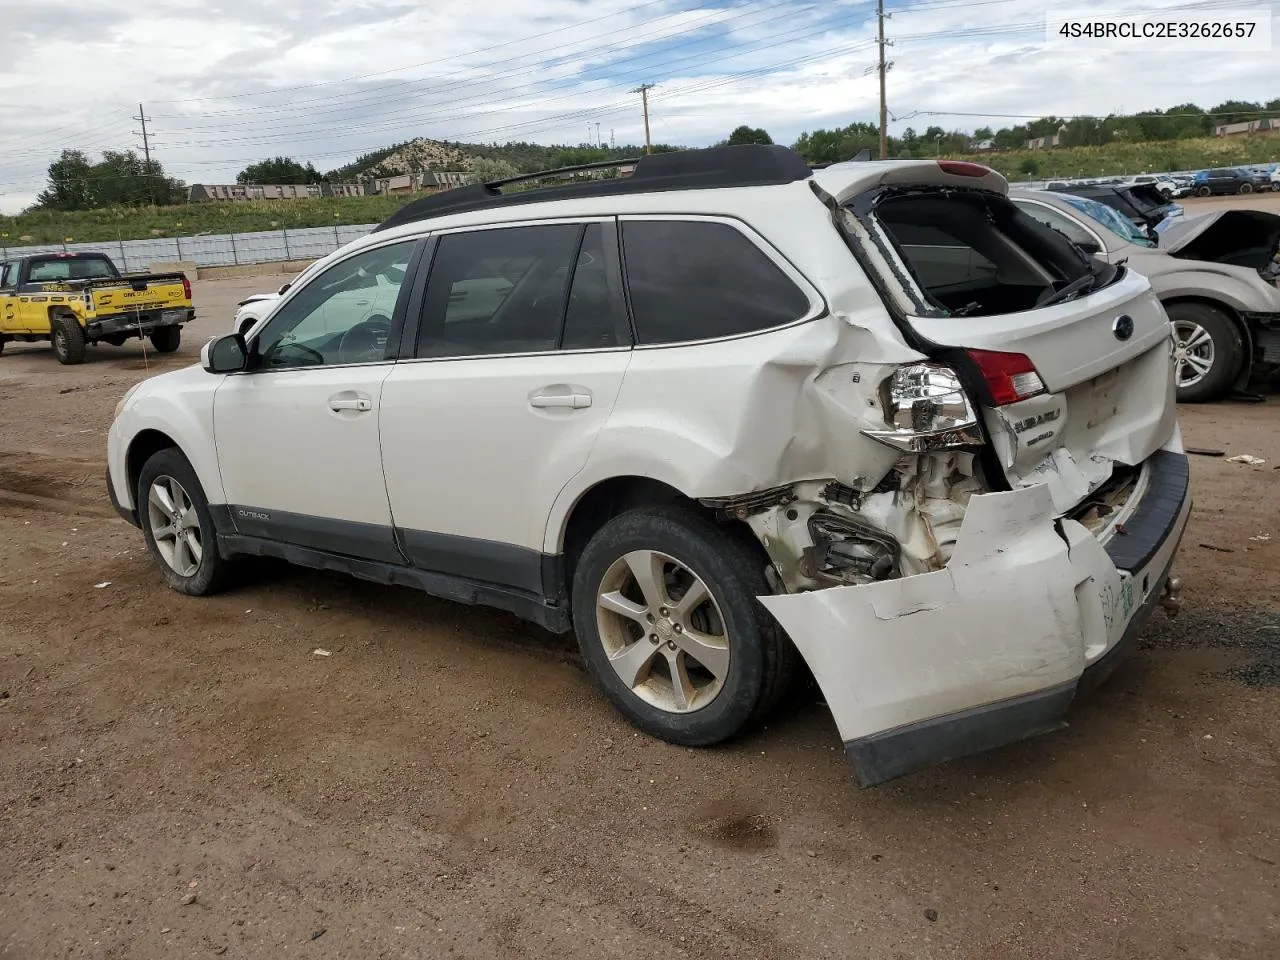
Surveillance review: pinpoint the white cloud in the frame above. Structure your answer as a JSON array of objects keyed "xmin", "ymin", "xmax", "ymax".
[{"xmin": 1, "ymin": 0, "xmax": 1277, "ymax": 213}]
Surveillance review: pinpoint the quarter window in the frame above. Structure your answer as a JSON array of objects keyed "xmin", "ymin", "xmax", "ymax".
[
  {"xmin": 621, "ymin": 220, "xmax": 810, "ymax": 345},
  {"xmin": 254, "ymin": 240, "xmax": 416, "ymax": 369}
]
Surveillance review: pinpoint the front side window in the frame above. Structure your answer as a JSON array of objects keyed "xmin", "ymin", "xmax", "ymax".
[
  {"xmin": 416, "ymin": 223, "xmax": 625, "ymax": 358},
  {"xmin": 621, "ymin": 219, "xmax": 810, "ymax": 345},
  {"xmin": 254, "ymin": 240, "xmax": 416, "ymax": 369}
]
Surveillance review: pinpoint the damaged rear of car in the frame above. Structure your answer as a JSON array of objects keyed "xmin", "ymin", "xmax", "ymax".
[{"xmin": 741, "ymin": 161, "xmax": 1190, "ymax": 786}]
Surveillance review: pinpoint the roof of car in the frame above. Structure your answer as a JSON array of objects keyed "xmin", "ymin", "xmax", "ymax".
[{"xmin": 373, "ymin": 144, "xmax": 814, "ymax": 233}]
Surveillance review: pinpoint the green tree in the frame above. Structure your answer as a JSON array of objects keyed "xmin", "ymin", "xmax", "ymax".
[
  {"xmin": 1018, "ymin": 157, "xmax": 1040, "ymax": 176},
  {"xmin": 237, "ymin": 156, "xmax": 322, "ymax": 185},
  {"xmin": 725, "ymin": 125, "xmax": 773, "ymax": 146},
  {"xmin": 972, "ymin": 126, "xmax": 994, "ymax": 141},
  {"xmin": 468, "ymin": 157, "xmax": 519, "ymax": 182},
  {"xmin": 36, "ymin": 148, "xmax": 182, "ymax": 210},
  {"xmin": 37, "ymin": 150, "xmax": 94, "ymax": 210}
]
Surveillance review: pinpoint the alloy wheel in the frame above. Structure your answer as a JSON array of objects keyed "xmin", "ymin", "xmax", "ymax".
[
  {"xmin": 595, "ymin": 549, "xmax": 731, "ymax": 714},
  {"xmin": 146, "ymin": 475, "xmax": 203, "ymax": 578},
  {"xmin": 1172, "ymin": 319, "xmax": 1215, "ymax": 389}
]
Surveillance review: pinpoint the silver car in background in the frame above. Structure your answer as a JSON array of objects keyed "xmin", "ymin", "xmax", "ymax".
[{"xmin": 1010, "ymin": 189, "xmax": 1280, "ymax": 402}]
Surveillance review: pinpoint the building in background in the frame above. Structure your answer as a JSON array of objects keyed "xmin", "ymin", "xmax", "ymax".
[
  {"xmin": 1213, "ymin": 118, "xmax": 1279, "ymax": 137},
  {"xmin": 187, "ymin": 173, "xmax": 471, "ymax": 203}
]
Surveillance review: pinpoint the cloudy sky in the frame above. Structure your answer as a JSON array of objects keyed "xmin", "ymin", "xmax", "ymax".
[{"xmin": 1, "ymin": 0, "xmax": 1277, "ymax": 212}]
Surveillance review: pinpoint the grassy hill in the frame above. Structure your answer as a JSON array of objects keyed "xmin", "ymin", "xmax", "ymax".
[
  {"xmin": 6, "ymin": 135, "xmax": 1276, "ymax": 247},
  {"xmin": 949, "ymin": 135, "xmax": 1279, "ymax": 181},
  {"xmin": 2, "ymin": 196, "xmax": 408, "ymax": 246}
]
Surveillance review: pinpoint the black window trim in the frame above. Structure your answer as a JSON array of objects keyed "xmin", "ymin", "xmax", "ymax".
[
  {"xmin": 396, "ymin": 215, "xmax": 637, "ymax": 365},
  {"xmin": 617, "ymin": 213, "xmax": 827, "ymax": 350},
  {"xmin": 234, "ymin": 234, "xmax": 430, "ymax": 376}
]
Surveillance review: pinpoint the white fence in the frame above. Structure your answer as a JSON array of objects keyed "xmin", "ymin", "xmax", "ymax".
[{"xmin": 0, "ymin": 223, "xmax": 379, "ymax": 273}]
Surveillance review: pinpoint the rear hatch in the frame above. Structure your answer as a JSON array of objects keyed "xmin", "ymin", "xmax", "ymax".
[
  {"xmin": 1161, "ymin": 209, "xmax": 1280, "ymax": 281},
  {"xmin": 827, "ymin": 163, "xmax": 1176, "ymax": 515}
]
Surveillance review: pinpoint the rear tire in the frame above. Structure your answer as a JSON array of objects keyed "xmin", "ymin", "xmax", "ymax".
[
  {"xmin": 570, "ymin": 504, "xmax": 798, "ymax": 747},
  {"xmin": 51, "ymin": 313, "xmax": 86, "ymax": 365},
  {"xmin": 1166, "ymin": 302, "xmax": 1244, "ymax": 403},
  {"xmin": 137, "ymin": 448, "xmax": 233, "ymax": 596},
  {"xmin": 150, "ymin": 326, "xmax": 181, "ymax": 353}
]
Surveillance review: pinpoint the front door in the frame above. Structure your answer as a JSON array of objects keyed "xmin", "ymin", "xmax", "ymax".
[
  {"xmin": 379, "ymin": 220, "xmax": 633, "ymax": 593},
  {"xmin": 213, "ymin": 238, "xmax": 422, "ymax": 564}
]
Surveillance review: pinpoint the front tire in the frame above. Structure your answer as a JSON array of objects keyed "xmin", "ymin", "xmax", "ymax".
[
  {"xmin": 150, "ymin": 326, "xmax": 181, "ymax": 353},
  {"xmin": 570, "ymin": 504, "xmax": 797, "ymax": 747},
  {"xmin": 1196, "ymin": 185, "xmax": 1212, "ymax": 197},
  {"xmin": 1239, "ymin": 182, "xmax": 1254, "ymax": 195},
  {"xmin": 51, "ymin": 313, "xmax": 86, "ymax": 364},
  {"xmin": 1166, "ymin": 302, "xmax": 1244, "ymax": 403},
  {"xmin": 137, "ymin": 448, "xmax": 233, "ymax": 596}
]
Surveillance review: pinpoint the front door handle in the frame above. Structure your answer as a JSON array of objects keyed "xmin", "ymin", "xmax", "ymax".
[
  {"xmin": 329, "ymin": 394, "xmax": 372, "ymax": 412},
  {"xmin": 530, "ymin": 393, "xmax": 591, "ymax": 409}
]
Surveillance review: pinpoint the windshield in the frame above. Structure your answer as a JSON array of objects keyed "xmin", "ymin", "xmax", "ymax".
[
  {"xmin": 1057, "ymin": 194, "xmax": 1155, "ymax": 248},
  {"xmin": 27, "ymin": 256, "xmax": 117, "ymax": 282}
]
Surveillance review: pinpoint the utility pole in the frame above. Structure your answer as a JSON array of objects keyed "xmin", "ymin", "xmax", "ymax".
[
  {"xmin": 876, "ymin": 0, "xmax": 889, "ymax": 159},
  {"xmin": 596, "ymin": 122, "xmax": 602, "ymax": 147},
  {"xmin": 631, "ymin": 84, "xmax": 655, "ymax": 155},
  {"xmin": 134, "ymin": 103, "xmax": 157, "ymax": 205}
]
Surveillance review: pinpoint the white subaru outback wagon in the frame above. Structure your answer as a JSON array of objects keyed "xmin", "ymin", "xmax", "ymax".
[{"xmin": 107, "ymin": 145, "xmax": 1190, "ymax": 787}]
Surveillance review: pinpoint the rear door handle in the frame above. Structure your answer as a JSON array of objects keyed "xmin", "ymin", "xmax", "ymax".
[
  {"xmin": 530, "ymin": 393, "xmax": 591, "ymax": 409},
  {"xmin": 329, "ymin": 394, "xmax": 372, "ymax": 412}
]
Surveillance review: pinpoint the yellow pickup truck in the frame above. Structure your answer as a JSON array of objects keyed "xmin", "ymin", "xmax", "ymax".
[{"xmin": 0, "ymin": 252, "xmax": 194, "ymax": 364}]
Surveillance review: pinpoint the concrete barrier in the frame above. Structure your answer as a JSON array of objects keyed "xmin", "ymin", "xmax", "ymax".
[
  {"xmin": 194, "ymin": 259, "xmax": 316, "ymax": 281},
  {"xmin": 149, "ymin": 260, "xmax": 200, "ymax": 280}
]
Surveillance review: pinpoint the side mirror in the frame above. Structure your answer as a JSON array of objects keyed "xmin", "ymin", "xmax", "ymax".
[
  {"xmin": 1077, "ymin": 239, "xmax": 1102, "ymax": 255},
  {"xmin": 201, "ymin": 333, "xmax": 248, "ymax": 374}
]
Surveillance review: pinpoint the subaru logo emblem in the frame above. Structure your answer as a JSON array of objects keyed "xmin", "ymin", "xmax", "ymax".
[{"xmin": 1112, "ymin": 315, "xmax": 1134, "ymax": 341}]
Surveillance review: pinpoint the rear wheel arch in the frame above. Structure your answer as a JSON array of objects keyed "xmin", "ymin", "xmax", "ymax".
[{"xmin": 560, "ymin": 476, "xmax": 690, "ymax": 583}]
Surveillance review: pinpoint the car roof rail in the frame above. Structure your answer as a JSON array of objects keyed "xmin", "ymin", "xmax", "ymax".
[{"xmin": 372, "ymin": 143, "xmax": 816, "ymax": 233}]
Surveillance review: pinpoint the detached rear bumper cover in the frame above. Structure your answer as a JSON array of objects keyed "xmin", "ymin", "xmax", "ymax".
[{"xmin": 758, "ymin": 447, "xmax": 1190, "ymax": 788}]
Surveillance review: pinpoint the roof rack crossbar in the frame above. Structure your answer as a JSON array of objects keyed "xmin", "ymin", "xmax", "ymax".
[{"xmin": 486, "ymin": 157, "xmax": 641, "ymax": 189}]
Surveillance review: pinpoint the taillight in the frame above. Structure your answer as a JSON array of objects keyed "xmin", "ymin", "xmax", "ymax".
[
  {"xmin": 861, "ymin": 363, "xmax": 984, "ymax": 453},
  {"xmin": 965, "ymin": 349, "xmax": 1045, "ymax": 406},
  {"xmin": 181, "ymin": 276, "xmax": 192, "ymax": 300},
  {"xmin": 937, "ymin": 160, "xmax": 991, "ymax": 178}
]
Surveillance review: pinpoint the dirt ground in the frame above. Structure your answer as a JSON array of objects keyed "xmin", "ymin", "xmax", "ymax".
[{"xmin": 1, "ymin": 271, "xmax": 1278, "ymax": 960}]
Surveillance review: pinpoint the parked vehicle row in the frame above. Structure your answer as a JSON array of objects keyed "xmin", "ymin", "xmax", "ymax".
[{"xmin": 108, "ymin": 145, "xmax": 1191, "ymax": 788}]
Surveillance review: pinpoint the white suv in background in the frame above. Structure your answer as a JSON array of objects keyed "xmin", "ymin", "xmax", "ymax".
[{"xmin": 107, "ymin": 146, "xmax": 1190, "ymax": 787}]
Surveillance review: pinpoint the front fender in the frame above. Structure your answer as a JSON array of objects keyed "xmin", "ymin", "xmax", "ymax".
[{"xmin": 108, "ymin": 366, "xmax": 223, "ymax": 512}]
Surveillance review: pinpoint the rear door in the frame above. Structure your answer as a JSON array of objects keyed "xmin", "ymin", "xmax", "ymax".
[
  {"xmin": 378, "ymin": 219, "xmax": 633, "ymax": 593},
  {"xmin": 846, "ymin": 185, "xmax": 1175, "ymax": 514}
]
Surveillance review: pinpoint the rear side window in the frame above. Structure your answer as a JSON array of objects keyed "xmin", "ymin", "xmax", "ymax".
[
  {"xmin": 621, "ymin": 220, "xmax": 810, "ymax": 345},
  {"xmin": 417, "ymin": 224, "xmax": 581, "ymax": 358}
]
